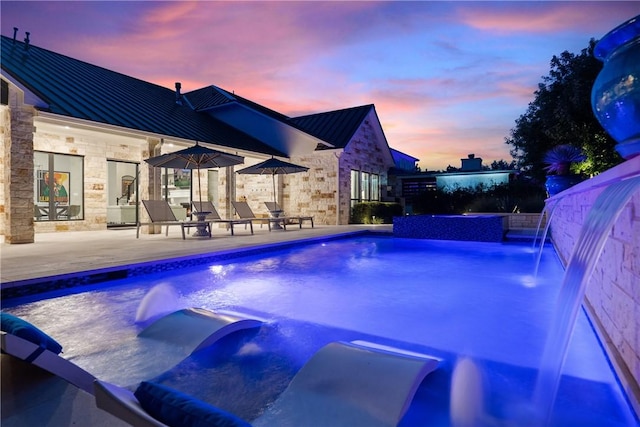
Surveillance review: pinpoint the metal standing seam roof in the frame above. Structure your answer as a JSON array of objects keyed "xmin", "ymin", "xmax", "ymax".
[
  {"xmin": 290, "ymin": 104, "xmax": 374, "ymax": 149},
  {"xmin": 182, "ymin": 85, "xmax": 235, "ymax": 111},
  {"xmin": 0, "ymin": 35, "xmax": 285, "ymax": 157},
  {"xmin": 197, "ymin": 85, "xmax": 292, "ymax": 122},
  {"xmin": 190, "ymin": 85, "xmax": 332, "ymax": 142}
]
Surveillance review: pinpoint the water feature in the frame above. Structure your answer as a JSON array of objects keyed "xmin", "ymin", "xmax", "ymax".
[
  {"xmin": 531, "ymin": 14, "xmax": 640, "ymax": 422},
  {"xmin": 533, "ymin": 198, "xmax": 560, "ymax": 278},
  {"xmin": 2, "ymin": 236, "xmax": 634, "ymax": 425},
  {"xmin": 534, "ymin": 175, "xmax": 640, "ymax": 423}
]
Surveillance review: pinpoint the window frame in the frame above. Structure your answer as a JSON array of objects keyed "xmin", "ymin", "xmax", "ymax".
[{"xmin": 34, "ymin": 151, "xmax": 84, "ymax": 221}]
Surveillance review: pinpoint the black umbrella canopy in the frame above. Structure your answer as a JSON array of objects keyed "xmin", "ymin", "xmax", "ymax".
[
  {"xmin": 236, "ymin": 158, "xmax": 309, "ymax": 207},
  {"xmin": 145, "ymin": 141, "xmax": 244, "ymax": 169},
  {"xmin": 235, "ymin": 157, "xmax": 309, "ymax": 175},
  {"xmin": 145, "ymin": 142, "xmax": 244, "ymax": 202}
]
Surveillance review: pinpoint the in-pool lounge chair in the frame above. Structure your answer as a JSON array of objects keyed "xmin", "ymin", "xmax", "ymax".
[
  {"xmin": 94, "ymin": 340, "xmax": 440, "ymax": 427},
  {"xmin": 0, "ymin": 313, "xmax": 96, "ymax": 394},
  {"xmin": 138, "ymin": 307, "xmax": 264, "ymax": 357},
  {"xmin": 191, "ymin": 201, "xmax": 254, "ymax": 236},
  {"xmin": 264, "ymin": 202, "xmax": 314, "ymax": 228},
  {"xmin": 138, "ymin": 200, "xmax": 211, "ymax": 239},
  {"xmin": 231, "ymin": 201, "xmax": 287, "ymax": 231},
  {"xmin": 1, "ymin": 313, "xmax": 129, "ymax": 425}
]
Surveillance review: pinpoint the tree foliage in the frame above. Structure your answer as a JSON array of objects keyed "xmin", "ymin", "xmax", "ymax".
[
  {"xmin": 411, "ymin": 179, "xmax": 546, "ymax": 214},
  {"xmin": 505, "ymin": 39, "xmax": 622, "ymax": 182},
  {"xmin": 489, "ymin": 159, "xmax": 518, "ymax": 170}
]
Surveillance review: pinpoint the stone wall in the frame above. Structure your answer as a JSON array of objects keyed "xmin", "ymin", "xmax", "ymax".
[
  {"xmin": 548, "ymin": 156, "xmax": 640, "ymax": 413},
  {"xmin": 288, "ymin": 151, "xmax": 340, "ymax": 225},
  {"xmin": 1, "ymin": 96, "xmax": 36, "ymax": 243},
  {"xmin": 474, "ymin": 212, "xmax": 546, "ymax": 230},
  {"xmin": 1, "ymin": 92, "xmax": 394, "ymax": 235},
  {"xmin": 336, "ymin": 110, "xmax": 394, "ymax": 225},
  {"xmin": 32, "ymin": 128, "xmax": 148, "ymax": 233},
  {"xmin": 0, "ymin": 106, "xmax": 8, "ymax": 237},
  {"xmin": 290, "ymin": 111, "xmax": 394, "ymax": 225}
]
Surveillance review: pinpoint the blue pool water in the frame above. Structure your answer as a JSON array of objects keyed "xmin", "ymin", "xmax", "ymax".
[{"xmin": 3, "ymin": 236, "xmax": 637, "ymax": 426}]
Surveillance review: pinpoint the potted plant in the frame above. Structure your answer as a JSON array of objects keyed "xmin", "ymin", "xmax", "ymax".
[{"xmin": 543, "ymin": 144, "xmax": 586, "ymax": 197}]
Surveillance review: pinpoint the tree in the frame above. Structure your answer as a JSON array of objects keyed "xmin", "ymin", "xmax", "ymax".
[
  {"xmin": 505, "ymin": 39, "xmax": 622, "ymax": 182},
  {"xmin": 490, "ymin": 159, "xmax": 517, "ymax": 170}
]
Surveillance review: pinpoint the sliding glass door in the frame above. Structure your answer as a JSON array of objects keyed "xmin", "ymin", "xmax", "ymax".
[{"xmin": 107, "ymin": 160, "xmax": 139, "ymax": 227}]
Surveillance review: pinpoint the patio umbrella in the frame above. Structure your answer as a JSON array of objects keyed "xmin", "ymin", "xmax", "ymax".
[
  {"xmin": 145, "ymin": 141, "xmax": 244, "ymax": 203},
  {"xmin": 236, "ymin": 157, "xmax": 309, "ymax": 207}
]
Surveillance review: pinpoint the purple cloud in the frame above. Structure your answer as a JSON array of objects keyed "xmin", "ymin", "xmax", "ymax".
[{"xmin": 2, "ymin": 1, "xmax": 638, "ymax": 171}]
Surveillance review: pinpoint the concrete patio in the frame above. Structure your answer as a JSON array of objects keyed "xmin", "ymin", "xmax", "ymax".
[{"xmin": 1, "ymin": 224, "xmax": 390, "ymax": 286}]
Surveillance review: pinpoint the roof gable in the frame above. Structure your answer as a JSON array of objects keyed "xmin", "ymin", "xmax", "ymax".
[
  {"xmin": 193, "ymin": 85, "xmax": 291, "ymax": 122},
  {"xmin": 184, "ymin": 85, "xmax": 329, "ymax": 155},
  {"xmin": 183, "ymin": 85, "xmax": 235, "ymax": 110},
  {"xmin": 291, "ymin": 105, "xmax": 373, "ymax": 149}
]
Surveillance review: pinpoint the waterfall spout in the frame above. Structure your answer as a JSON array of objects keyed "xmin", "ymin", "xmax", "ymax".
[
  {"xmin": 533, "ymin": 175, "xmax": 640, "ymax": 422},
  {"xmin": 533, "ymin": 199, "xmax": 560, "ymax": 277}
]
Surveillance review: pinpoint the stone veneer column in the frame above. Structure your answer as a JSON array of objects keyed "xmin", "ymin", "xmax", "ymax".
[
  {"xmin": 141, "ymin": 138, "xmax": 162, "ymax": 235},
  {"xmin": 2, "ymin": 104, "xmax": 35, "ymax": 243},
  {"xmin": 0, "ymin": 106, "xmax": 7, "ymax": 236}
]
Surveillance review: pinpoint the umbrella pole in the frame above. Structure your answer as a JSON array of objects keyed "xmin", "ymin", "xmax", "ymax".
[
  {"xmin": 197, "ymin": 169, "xmax": 203, "ymax": 203},
  {"xmin": 272, "ymin": 173, "xmax": 277, "ymax": 207}
]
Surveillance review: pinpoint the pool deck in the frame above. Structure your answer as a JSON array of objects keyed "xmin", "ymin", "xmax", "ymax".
[
  {"xmin": 1, "ymin": 224, "xmax": 390, "ymax": 286},
  {"xmin": 0, "ymin": 224, "xmax": 539, "ymax": 288}
]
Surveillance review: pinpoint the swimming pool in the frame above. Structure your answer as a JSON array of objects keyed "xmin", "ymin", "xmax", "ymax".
[{"xmin": 3, "ymin": 235, "xmax": 636, "ymax": 426}]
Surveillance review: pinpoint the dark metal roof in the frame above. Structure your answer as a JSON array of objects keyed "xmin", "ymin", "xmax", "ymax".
[
  {"xmin": 207, "ymin": 85, "xmax": 292, "ymax": 122},
  {"xmin": 291, "ymin": 104, "xmax": 373, "ymax": 149},
  {"xmin": 0, "ymin": 35, "xmax": 284, "ymax": 156},
  {"xmin": 188, "ymin": 85, "xmax": 335, "ymax": 147},
  {"xmin": 183, "ymin": 85, "xmax": 234, "ymax": 111}
]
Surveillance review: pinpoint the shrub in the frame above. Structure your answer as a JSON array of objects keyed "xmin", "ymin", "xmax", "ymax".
[
  {"xmin": 411, "ymin": 180, "xmax": 545, "ymax": 214},
  {"xmin": 350, "ymin": 202, "xmax": 403, "ymax": 224}
]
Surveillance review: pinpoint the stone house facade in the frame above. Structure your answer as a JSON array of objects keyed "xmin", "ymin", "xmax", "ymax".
[{"xmin": 1, "ymin": 36, "xmax": 397, "ymax": 242}]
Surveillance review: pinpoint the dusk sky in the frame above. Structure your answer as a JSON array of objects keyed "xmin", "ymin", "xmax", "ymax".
[{"xmin": 2, "ymin": 2, "xmax": 639, "ymax": 171}]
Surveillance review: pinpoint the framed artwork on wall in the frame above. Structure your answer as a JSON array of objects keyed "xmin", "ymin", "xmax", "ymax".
[{"xmin": 38, "ymin": 170, "xmax": 70, "ymax": 204}]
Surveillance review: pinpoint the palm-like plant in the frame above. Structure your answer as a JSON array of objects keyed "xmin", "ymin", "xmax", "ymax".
[{"xmin": 543, "ymin": 145, "xmax": 586, "ymax": 175}]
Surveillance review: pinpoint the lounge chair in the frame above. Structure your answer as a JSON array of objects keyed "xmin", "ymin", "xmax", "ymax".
[
  {"xmin": 138, "ymin": 307, "xmax": 264, "ymax": 356},
  {"xmin": 1, "ymin": 313, "xmax": 128, "ymax": 425},
  {"xmin": 192, "ymin": 201, "xmax": 254, "ymax": 236},
  {"xmin": 264, "ymin": 202, "xmax": 314, "ymax": 228},
  {"xmin": 94, "ymin": 340, "xmax": 440, "ymax": 427},
  {"xmin": 0, "ymin": 312, "xmax": 96, "ymax": 394},
  {"xmin": 137, "ymin": 200, "xmax": 211, "ymax": 239},
  {"xmin": 231, "ymin": 201, "xmax": 287, "ymax": 231}
]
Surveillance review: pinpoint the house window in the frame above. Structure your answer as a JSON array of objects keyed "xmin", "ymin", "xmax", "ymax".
[
  {"xmin": 34, "ymin": 151, "xmax": 84, "ymax": 221},
  {"xmin": 361, "ymin": 172, "xmax": 370, "ymax": 201},
  {"xmin": 371, "ymin": 174, "xmax": 380, "ymax": 201},
  {"xmin": 1, "ymin": 79, "xmax": 8, "ymax": 105},
  {"xmin": 350, "ymin": 170, "xmax": 380, "ymax": 206},
  {"xmin": 350, "ymin": 170, "xmax": 360, "ymax": 208}
]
